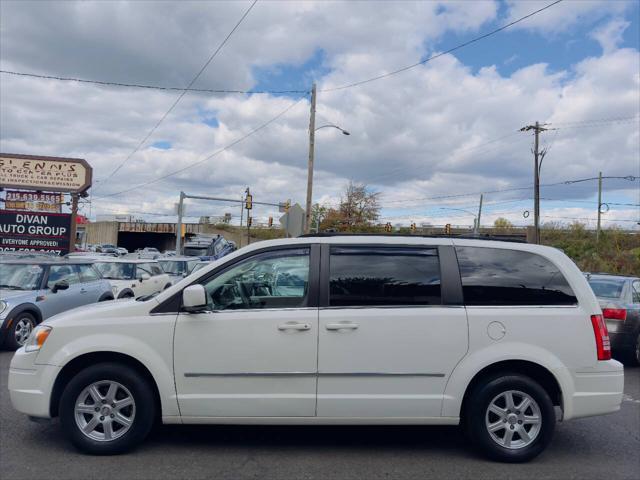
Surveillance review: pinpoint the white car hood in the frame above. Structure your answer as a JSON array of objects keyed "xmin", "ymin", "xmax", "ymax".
[{"xmin": 43, "ymin": 296, "xmax": 161, "ymax": 328}]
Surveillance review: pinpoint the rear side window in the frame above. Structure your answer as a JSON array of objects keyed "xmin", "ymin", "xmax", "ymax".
[
  {"xmin": 455, "ymin": 246, "xmax": 577, "ymax": 306},
  {"xmin": 329, "ymin": 247, "xmax": 441, "ymax": 307}
]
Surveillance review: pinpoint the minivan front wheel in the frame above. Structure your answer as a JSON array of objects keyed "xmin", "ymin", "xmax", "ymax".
[
  {"xmin": 466, "ymin": 374, "xmax": 555, "ymax": 462},
  {"xmin": 59, "ymin": 363, "xmax": 155, "ymax": 454}
]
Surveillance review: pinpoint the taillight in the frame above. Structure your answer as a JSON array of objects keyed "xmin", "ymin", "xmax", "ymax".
[
  {"xmin": 602, "ymin": 308, "xmax": 627, "ymax": 321},
  {"xmin": 591, "ymin": 314, "xmax": 611, "ymax": 361}
]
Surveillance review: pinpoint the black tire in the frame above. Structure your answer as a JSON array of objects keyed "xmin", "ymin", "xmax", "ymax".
[
  {"xmin": 465, "ymin": 373, "xmax": 555, "ymax": 463},
  {"xmin": 629, "ymin": 332, "xmax": 640, "ymax": 366},
  {"xmin": 59, "ymin": 362, "xmax": 156, "ymax": 455},
  {"xmin": 4, "ymin": 312, "xmax": 36, "ymax": 351},
  {"xmin": 163, "ymin": 284, "xmax": 172, "ymax": 290}
]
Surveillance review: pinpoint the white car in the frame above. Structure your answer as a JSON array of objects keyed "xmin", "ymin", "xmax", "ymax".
[
  {"xmin": 90, "ymin": 258, "xmax": 171, "ymax": 299},
  {"xmin": 8, "ymin": 236, "xmax": 623, "ymax": 461}
]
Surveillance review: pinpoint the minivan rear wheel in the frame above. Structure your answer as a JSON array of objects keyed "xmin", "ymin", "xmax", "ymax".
[
  {"xmin": 59, "ymin": 363, "xmax": 155, "ymax": 454},
  {"xmin": 466, "ymin": 374, "xmax": 555, "ymax": 462}
]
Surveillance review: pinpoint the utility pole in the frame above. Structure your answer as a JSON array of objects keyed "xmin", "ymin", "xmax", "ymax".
[
  {"xmin": 176, "ymin": 191, "xmax": 185, "ymax": 254},
  {"xmin": 520, "ymin": 122, "xmax": 548, "ymax": 244},
  {"xmin": 475, "ymin": 194, "xmax": 483, "ymax": 234},
  {"xmin": 238, "ymin": 195, "xmax": 244, "ymax": 248},
  {"xmin": 69, "ymin": 193, "xmax": 79, "ymax": 253},
  {"xmin": 596, "ymin": 171, "xmax": 603, "ymax": 243},
  {"xmin": 304, "ymin": 83, "xmax": 317, "ymax": 234}
]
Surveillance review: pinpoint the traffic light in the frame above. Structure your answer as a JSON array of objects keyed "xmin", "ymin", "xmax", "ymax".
[
  {"xmin": 444, "ymin": 223, "xmax": 451, "ymax": 235},
  {"xmin": 245, "ymin": 193, "xmax": 253, "ymax": 210},
  {"xmin": 247, "ymin": 216, "xmax": 253, "ymax": 227},
  {"xmin": 410, "ymin": 222, "xmax": 416, "ymax": 233},
  {"xmin": 385, "ymin": 222, "xmax": 392, "ymax": 233},
  {"xmin": 268, "ymin": 216, "xmax": 273, "ymax": 227}
]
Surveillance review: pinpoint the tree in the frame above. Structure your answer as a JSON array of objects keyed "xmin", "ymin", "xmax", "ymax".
[
  {"xmin": 310, "ymin": 203, "xmax": 327, "ymax": 233},
  {"xmin": 319, "ymin": 182, "xmax": 381, "ymax": 232},
  {"xmin": 493, "ymin": 217, "xmax": 513, "ymax": 230}
]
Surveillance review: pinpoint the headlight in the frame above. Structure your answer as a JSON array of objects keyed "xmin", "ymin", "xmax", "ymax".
[
  {"xmin": 25, "ymin": 325, "xmax": 52, "ymax": 353},
  {"xmin": 0, "ymin": 300, "xmax": 7, "ymax": 316}
]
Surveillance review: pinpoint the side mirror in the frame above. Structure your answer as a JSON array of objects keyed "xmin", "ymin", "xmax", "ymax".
[
  {"xmin": 182, "ymin": 284, "xmax": 208, "ymax": 312},
  {"xmin": 52, "ymin": 280, "xmax": 69, "ymax": 293},
  {"xmin": 139, "ymin": 272, "xmax": 151, "ymax": 282}
]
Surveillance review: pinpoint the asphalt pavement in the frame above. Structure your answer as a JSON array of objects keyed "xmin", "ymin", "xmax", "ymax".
[{"xmin": 1, "ymin": 351, "xmax": 638, "ymax": 480}]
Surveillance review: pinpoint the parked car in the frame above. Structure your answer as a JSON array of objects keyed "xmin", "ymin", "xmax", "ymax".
[
  {"xmin": 183, "ymin": 234, "xmax": 235, "ymax": 260},
  {"xmin": 8, "ymin": 236, "xmax": 623, "ymax": 461},
  {"xmin": 96, "ymin": 244, "xmax": 118, "ymax": 254},
  {"xmin": 0, "ymin": 257, "xmax": 113, "ymax": 350},
  {"xmin": 585, "ymin": 273, "xmax": 640, "ymax": 364},
  {"xmin": 91, "ymin": 258, "xmax": 172, "ymax": 299},
  {"xmin": 158, "ymin": 257, "xmax": 201, "ymax": 284},
  {"xmin": 116, "ymin": 247, "xmax": 128, "ymax": 256},
  {"xmin": 136, "ymin": 247, "xmax": 161, "ymax": 259}
]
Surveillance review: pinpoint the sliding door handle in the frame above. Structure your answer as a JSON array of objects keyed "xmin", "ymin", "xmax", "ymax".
[
  {"xmin": 278, "ymin": 322, "xmax": 311, "ymax": 331},
  {"xmin": 325, "ymin": 322, "xmax": 359, "ymax": 331}
]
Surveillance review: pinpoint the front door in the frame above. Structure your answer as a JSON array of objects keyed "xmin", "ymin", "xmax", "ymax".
[
  {"xmin": 317, "ymin": 245, "xmax": 468, "ymax": 418},
  {"xmin": 39, "ymin": 264, "xmax": 85, "ymax": 318},
  {"xmin": 174, "ymin": 246, "xmax": 319, "ymax": 418}
]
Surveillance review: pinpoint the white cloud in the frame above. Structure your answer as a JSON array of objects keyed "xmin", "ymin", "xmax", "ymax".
[
  {"xmin": 0, "ymin": 0, "xmax": 638, "ymax": 229},
  {"xmin": 591, "ymin": 17, "xmax": 631, "ymax": 53}
]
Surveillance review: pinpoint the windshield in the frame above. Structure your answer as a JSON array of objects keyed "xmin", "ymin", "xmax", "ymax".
[
  {"xmin": 588, "ymin": 279, "xmax": 625, "ymax": 299},
  {"xmin": 191, "ymin": 263, "xmax": 207, "ymax": 273},
  {"xmin": 102, "ymin": 244, "xmax": 116, "ymax": 249},
  {"xmin": 0, "ymin": 264, "xmax": 44, "ymax": 290},
  {"xmin": 184, "ymin": 247, "xmax": 207, "ymax": 257},
  {"xmin": 94, "ymin": 262, "xmax": 135, "ymax": 280},
  {"xmin": 159, "ymin": 260, "xmax": 184, "ymax": 274}
]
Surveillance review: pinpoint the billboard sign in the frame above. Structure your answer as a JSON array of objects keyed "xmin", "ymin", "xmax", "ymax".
[
  {"xmin": 0, "ymin": 153, "xmax": 92, "ymax": 193},
  {"xmin": 0, "ymin": 210, "xmax": 72, "ymax": 255},
  {"xmin": 4, "ymin": 190, "xmax": 63, "ymax": 213}
]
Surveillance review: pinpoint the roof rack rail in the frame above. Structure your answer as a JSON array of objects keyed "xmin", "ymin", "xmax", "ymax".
[{"xmin": 298, "ymin": 233, "xmax": 527, "ymax": 243}]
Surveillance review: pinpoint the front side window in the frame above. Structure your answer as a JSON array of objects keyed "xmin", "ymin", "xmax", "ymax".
[
  {"xmin": 456, "ymin": 247, "xmax": 577, "ymax": 306},
  {"xmin": 329, "ymin": 247, "xmax": 441, "ymax": 307},
  {"xmin": 200, "ymin": 248, "xmax": 310, "ymax": 311},
  {"xmin": 47, "ymin": 265, "xmax": 80, "ymax": 288},
  {"xmin": 137, "ymin": 263, "xmax": 163, "ymax": 277}
]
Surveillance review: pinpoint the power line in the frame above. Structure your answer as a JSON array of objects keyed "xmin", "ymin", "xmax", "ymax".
[
  {"xmin": 0, "ymin": 69, "xmax": 309, "ymax": 95},
  {"xmin": 92, "ymin": 96, "xmax": 307, "ymax": 200},
  {"xmin": 382, "ymin": 174, "xmax": 639, "ymax": 205},
  {"xmin": 95, "ymin": 0, "xmax": 258, "ymax": 189},
  {"xmin": 320, "ymin": 0, "xmax": 564, "ymax": 92}
]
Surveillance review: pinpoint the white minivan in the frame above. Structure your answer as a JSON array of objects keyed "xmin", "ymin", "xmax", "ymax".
[{"xmin": 8, "ymin": 236, "xmax": 623, "ymax": 462}]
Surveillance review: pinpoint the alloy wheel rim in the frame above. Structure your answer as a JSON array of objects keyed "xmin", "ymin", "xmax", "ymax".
[
  {"xmin": 485, "ymin": 390, "xmax": 542, "ymax": 450},
  {"xmin": 74, "ymin": 380, "xmax": 136, "ymax": 442},
  {"xmin": 14, "ymin": 318, "xmax": 33, "ymax": 346}
]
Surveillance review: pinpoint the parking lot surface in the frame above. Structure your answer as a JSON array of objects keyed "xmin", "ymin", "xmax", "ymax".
[{"xmin": 1, "ymin": 351, "xmax": 638, "ymax": 480}]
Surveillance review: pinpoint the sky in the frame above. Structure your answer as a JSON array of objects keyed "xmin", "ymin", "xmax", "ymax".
[{"xmin": 0, "ymin": 0, "xmax": 639, "ymax": 229}]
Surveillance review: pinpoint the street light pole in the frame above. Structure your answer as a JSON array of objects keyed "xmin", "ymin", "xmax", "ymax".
[{"xmin": 304, "ymin": 83, "xmax": 317, "ymax": 234}]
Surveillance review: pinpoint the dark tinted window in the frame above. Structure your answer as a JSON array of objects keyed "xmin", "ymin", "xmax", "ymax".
[
  {"xmin": 456, "ymin": 247, "xmax": 577, "ymax": 306},
  {"xmin": 632, "ymin": 281, "xmax": 640, "ymax": 304},
  {"xmin": 329, "ymin": 247, "xmax": 441, "ymax": 307}
]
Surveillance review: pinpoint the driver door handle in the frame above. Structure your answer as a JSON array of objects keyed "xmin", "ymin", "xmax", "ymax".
[
  {"xmin": 277, "ymin": 322, "xmax": 311, "ymax": 331},
  {"xmin": 325, "ymin": 322, "xmax": 359, "ymax": 331}
]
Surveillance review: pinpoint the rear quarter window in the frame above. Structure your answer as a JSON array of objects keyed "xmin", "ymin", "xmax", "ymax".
[{"xmin": 455, "ymin": 246, "xmax": 577, "ymax": 306}]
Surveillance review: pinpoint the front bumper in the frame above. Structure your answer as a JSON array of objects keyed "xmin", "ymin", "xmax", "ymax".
[
  {"xmin": 8, "ymin": 349, "xmax": 61, "ymax": 419},
  {"xmin": 565, "ymin": 360, "xmax": 624, "ymax": 420}
]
